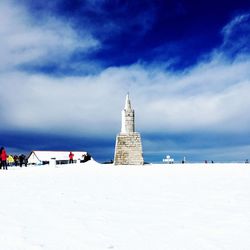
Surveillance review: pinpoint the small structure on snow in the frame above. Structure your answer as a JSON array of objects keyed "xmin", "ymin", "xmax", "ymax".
[
  {"xmin": 163, "ymin": 155, "xmax": 174, "ymax": 164},
  {"xmin": 27, "ymin": 151, "xmax": 90, "ymax": 165}
]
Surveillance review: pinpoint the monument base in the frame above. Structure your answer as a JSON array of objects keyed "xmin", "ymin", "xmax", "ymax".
[{"xmin": 114, "ymin": 132, "xmax": 144, "ymax": 165}]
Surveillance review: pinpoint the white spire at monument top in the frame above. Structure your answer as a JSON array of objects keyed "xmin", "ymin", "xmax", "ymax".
[
  {"xmin": 121, "ymin": 93, "xmax": 135, "ymax": 134},
  {"xmin": 125, "ymin": 92, "xmax": 132, "ymax": 110}
]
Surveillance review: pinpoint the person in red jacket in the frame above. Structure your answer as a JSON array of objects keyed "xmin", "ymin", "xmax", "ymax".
[
  {"xmin": 69, "ymin": 152, "xmax": 74, "ymax": 164},
  {"xmin": 0, "ymin": 147, "xmax": 8, "ymax": 170}
]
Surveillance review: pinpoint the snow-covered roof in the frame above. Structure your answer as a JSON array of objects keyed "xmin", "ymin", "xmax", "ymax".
[{"xmin": 28, "ymin": 151, "xmax": 87, "ymax": 164}]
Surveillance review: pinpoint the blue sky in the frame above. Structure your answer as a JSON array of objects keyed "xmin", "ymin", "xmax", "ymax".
[{"xmin": 1, "ymin": 0, "xmax": 250, "ymax": 163}]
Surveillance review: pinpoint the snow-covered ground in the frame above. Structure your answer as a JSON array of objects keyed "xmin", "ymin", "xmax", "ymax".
[{"xmin": 1, "ymin": 161, "xmax": 250, "ymax": 250}]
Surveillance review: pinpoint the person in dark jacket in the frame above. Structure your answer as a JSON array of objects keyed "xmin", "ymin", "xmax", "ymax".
[
  {"xmin": 19, "ymin": 154, "xmax": 26, "ymax": 167},
  {"xmin": 84, "ymin": 153, "xmax": 91, "ymax": 162},
  {"xmin": 80, "ymin": 153, "xmax": 92, "ymax": 163},
  {"xmin": 0, "ymin": 147, "xmax": 8, "ymax": 170},
  {"xmin": 25, "ymin": 157, "xmax": 28, "ymax": 167},
  {"xmin": 14, "ymin": 155, "xmax": 19, "ymax": 166}
]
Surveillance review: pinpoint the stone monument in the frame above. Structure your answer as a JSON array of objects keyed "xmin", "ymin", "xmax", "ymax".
[{"xmin": 114, "ymin": 94, "xmax": 144, "ymax": 165}]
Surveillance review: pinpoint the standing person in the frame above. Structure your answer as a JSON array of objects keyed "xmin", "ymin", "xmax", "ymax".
[
  {"xmin": 25, "ymin": 157, "xmax": 28, "ymax": 167},
  {"xmin": 7, "ymin": 155, "xmax": 14, "ymax": 166},
  {"xmin": 85, "ymin": 153, "xmax": 91, "ymax": 162},
  {"xmin": 0, "ymin": 147, "xmax": 8, "ymax": 170},
  {"xmin": 19, "ymin": 154, "xmax": 25, "ymax": 167},
  {"xmin": 0, "ymin": 147, "xmax": 2, "ymax": 169},
  {"xmin": 14, "ymin": 155, "xmax": 19, "ymax": 166},
  {"xmin": 69, "ymin": 152, "xmax": 74, "ymax": 164}
]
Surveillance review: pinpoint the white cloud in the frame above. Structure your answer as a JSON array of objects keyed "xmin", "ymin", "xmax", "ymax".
[
  {"xmin": 1, "ymin": 56, "xmax": 250, "ymax": 136},
  {"xmin": 222, "ymin": 13, "xmax": 250, "ymax": 40},
  {"xmin": 0, "ymin": 5, "xmax": 250, "ymax": 139},
  {"xmin": 0, "ymin": 1, "xmax": 99, "ymax": 71},
  {"xmin": 220, "ymin": 13, "xmax": 250, "ymax": 57}
]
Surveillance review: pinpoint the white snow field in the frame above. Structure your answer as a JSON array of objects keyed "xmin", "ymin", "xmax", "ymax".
[{"xmin": 1, "ymin": 161, "xmax": 250, "ymax": 250}]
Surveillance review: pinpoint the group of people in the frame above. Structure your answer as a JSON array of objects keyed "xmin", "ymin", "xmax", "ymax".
[
  {"xmin": 68, "ymin": 152, "xmax": 92, "ymax": 164},
  {"xmin": 9, "ymin": 154, "xmax": 27, "ymax": 167},
  {"xmin": 1, "ymin": 148, "xmax": 91, "ymax": 168},
  {"xmin": 205, "ymin": 160, "xmax": 214, "ymax": 163},
  {"xmin": 0, "ymin": 147, "xmax": 27, "ymax": 170}
]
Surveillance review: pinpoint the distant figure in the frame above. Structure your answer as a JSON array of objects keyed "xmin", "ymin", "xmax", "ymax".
[
  {"xmin": 84, "ymin": 153, "xmax": 91, "ymax": 162},
  {"xmin": 7, "ymin": 155, "xmax": 14, "ymax": 166},
  {"xmin": 19, "ymin": 154, "xmax": 26, "ymax": 167},
  {"xmin": 14, "ymin": 155, "xmax": 19, "ymax": 166},
  {"xmin": 0, "ymin": 147, "xmax": 2, "ymax": 169},
  {"xmin": 25, "ymin": 157, "xmax": 28, "ymax": 167},
  {"xmin": 69, "ymin": 152, "xmax": 74, "ymax": 164},
  {"xmin": 245, "ymin": 159, "xmax": 249, "ymax": 164},
  {"xmin": 0, "ymin": 147, "xmax": 8, "ymax": 170},
  {"xmin": 181, "ymin": 156, "xmax": 186, "ymax": 164},
  {"xmin": 211, "ymin": 160, "xmax": 214, "ymax": 164},
  {"xmin": 205, "ymin": 160, "xmax": 208, "ymax": 164},
  {"xmin": 80, "ymin": 154, "xmax": 86, "ymax": 163},
  {"xmin": 80, "ymin": 153, "xmax": 91, "ymax": 163}
]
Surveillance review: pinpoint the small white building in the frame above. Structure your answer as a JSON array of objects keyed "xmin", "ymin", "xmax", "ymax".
[
  {"xmin": 27, "ymin": 151, "xmax": 88, "ymax": 165},
  {"xmin": 163, "ymin": 155, "xmax": 174, "ymax": 164}
]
